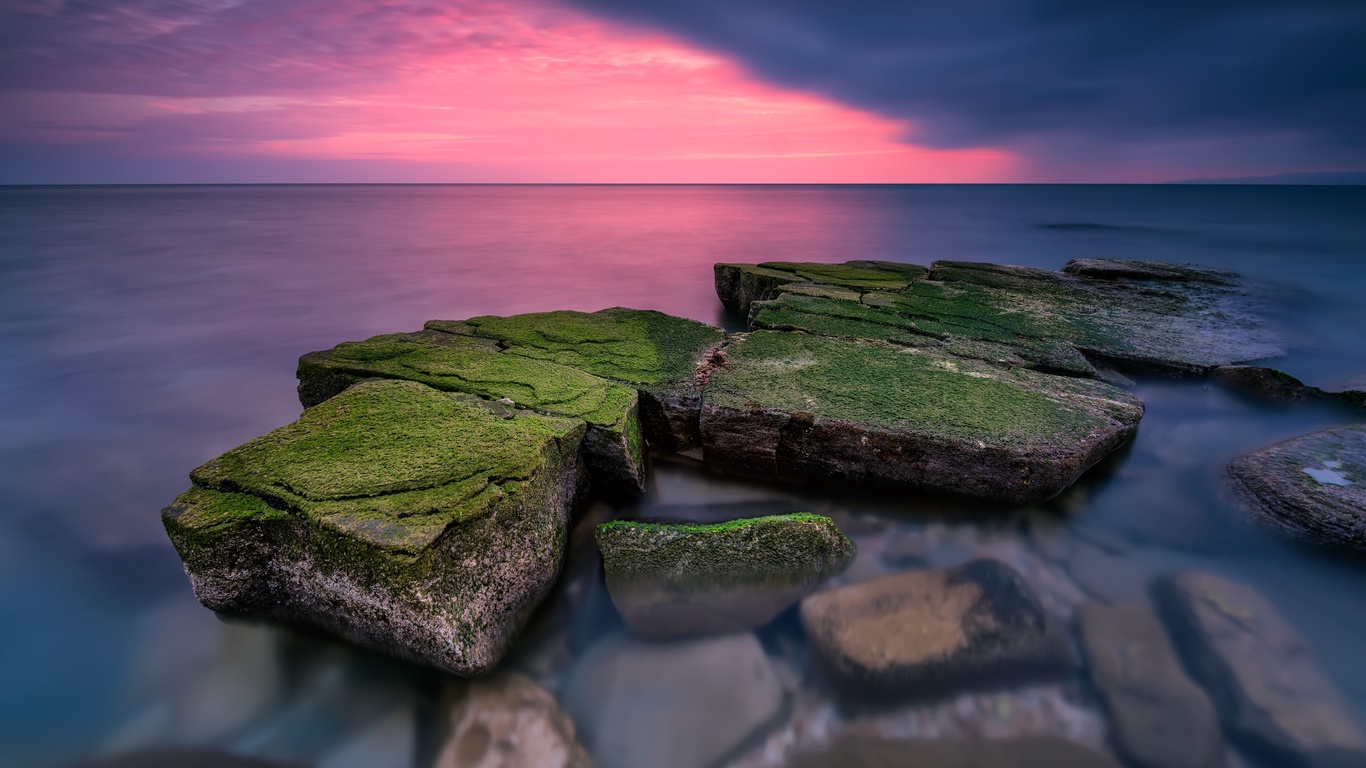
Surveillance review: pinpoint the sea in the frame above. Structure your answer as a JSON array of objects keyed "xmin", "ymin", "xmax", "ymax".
[{"xmin": 2, "ymin": 184, "xmax": 1365, "ymax": 767}]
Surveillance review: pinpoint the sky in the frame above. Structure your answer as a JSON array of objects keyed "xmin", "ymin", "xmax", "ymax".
[{"xmin": 1, "ymin": 0, "xmax": 1362, "ymax": 183}]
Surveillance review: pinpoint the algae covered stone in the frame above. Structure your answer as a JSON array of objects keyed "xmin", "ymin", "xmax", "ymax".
[
  {"xmin": 700, "ymin": 331, "xmax": 1143, "ymax": 502},
  {"xmin": 162, "ymin": 379, "xmax": 587, "ymax": 676},
  {"xmin": 296, "ymin": 326, "xmax": 645, "ymax": 495},
  {"xmin": 595, "ymin": 513, "xmax": 855, "ymax": 639},
  {"xmin": 1226, "ymin": 424, "xmax": 1366, "ymax": 552}
]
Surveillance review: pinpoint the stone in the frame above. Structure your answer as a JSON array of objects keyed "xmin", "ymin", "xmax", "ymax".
[
  {"xmin": 1076, "ymin": 601, "xmax": 1223, "ymax": 768},
  {"xmin": 427, "ymin": 308, "xmax": 726, "ymax": 452},
  {"xmin": 1211, "ymin": 365, "xmax": 1326, "ymax": 404},
  {"xmin": 787, "ymin": 736, "xmax": 1121, "ymax": 768},
  {"xmin": 296, "ymin": 327, "xmax": 644, "ymax": 495},
  {"xmin": 1226, "ymin": 424, "xmax": 1366, "ymax": 552},
  {"xmin": 1155, "ymin": 571, "xmax": 1366, "ymax": 767},
  {"xmin": 595, "ymin": 513, "xmax": 855, "ymax": 639},
  {"xmin": 562, "ymin": 632, "xmax": 785, "ymax": 768},
  {"xmin": 162, "ymin": 379, "xmax": 587, "ymax": 676},
  {"xmin": 700, "ymin": 330, "xmax": 1143, "ymax": 502},
  {"xmin": 435, "ymin": 673, "xmax": 591, "ymax": 768},
  {"xmin": 798, "ymin": 559, "xmax": 1072, "ymax": 698}
]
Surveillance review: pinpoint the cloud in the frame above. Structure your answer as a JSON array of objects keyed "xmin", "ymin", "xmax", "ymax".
[{"xmin": 555, "ymin": 0, "xmax": 1366, "ymax": 172}]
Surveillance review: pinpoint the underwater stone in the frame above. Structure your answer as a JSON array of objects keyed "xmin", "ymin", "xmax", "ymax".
[
  {"xmin": 1155, "ymin": 571, "xmax": 1366, "ymax": 767},
  {"xmin": 799, "ymin": 559, "xmax": 1072, "ymax": 698},
  {"xmin": 435, "ymin": 673, "xmax": 591, "ymax": 768},
  {"xmin": 1226, "ymin": 424, "xmax": 1366, "ymax": 552},
  {"xmin": 162, "ymin": 379, "xmax": 588, "ymax": 676},
  {"xmin": 296, "ymin": 326, "xmax": 644, "ymax": 495},
  {"xmin": 700, "ymin": 331, "xmax": 1143, "ymax": 502},
  {"xmin": 595, "ymin": 513, "xmax": 855, "ymax": 639}
]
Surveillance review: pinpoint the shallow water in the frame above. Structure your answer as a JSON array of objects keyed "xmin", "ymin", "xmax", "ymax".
[{"xmin": 2, "ymin": 184, "xmax": 1365, "ymax": 766}]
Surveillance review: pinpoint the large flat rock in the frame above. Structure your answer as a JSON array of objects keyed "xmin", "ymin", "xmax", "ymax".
[
  {"xmin": 798, "ymin": 559, "xmax": 1071, "ymax": 698},
  {"xmin": 1227, "ymin": 424, "xmax": 1366, "ymax": 553},
  {"xmin": 1076, "ymin": 601, "xmax": 1223, "ymax": 768},
  {"xmin": 595, "ymin": 513, "xmax": 855, "ymax": 639},
  {"xmin": 162, "ymin": 379, "xmax": 587, "ymax": 676},
  {"xmin": 717, "ymin": 258, "xmax": 1284, "ymax": 374},
  {"xmin": 701, "ymin": 331, "xmax": 1143, "ymax": 502},
  {"xmin": 1155, "ymin": 571, "xmax": 1366, "ymax": 767}
]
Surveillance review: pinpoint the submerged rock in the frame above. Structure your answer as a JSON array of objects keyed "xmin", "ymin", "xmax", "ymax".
[
  {"xmin": 1076, "ymin": 601, "xmax": 1223, "ymax": 768},
  {"xmin": 798, "ymin": 559, "xmax": 1071, "ymax": 698},
  {"xmin": 788, "ymin": 736, "xmax": 1121, "ymax": 768},
  {"xmin": 162, "ymin": 379, "xmax": 587, "ymax": 676},
  {"xmin": 595, "ymin": 513, "xmax": 855, "ymax": 639},
  {"xmin": 701, "ymin": 331, "xmax": 1143, "ymax": 502},
  {"xmin": 435, "ymin": 673, "xmax": 591, "ymax": 768},
  {"xmin": 1155, "ymin": 571, "xmax": 1366, "ymax": 767},
  {"xmin": 562, "ymin": 632, "xmax": 785, "ymax": 768},
  {"xmin": 1226, "ymin": 424, "xmax": 1366, "ymax": 552}
]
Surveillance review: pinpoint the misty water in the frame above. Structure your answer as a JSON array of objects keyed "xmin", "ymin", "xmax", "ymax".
[{"xmin": 2, "ymin": 184, "xmax": 1365, "ymax": 767}]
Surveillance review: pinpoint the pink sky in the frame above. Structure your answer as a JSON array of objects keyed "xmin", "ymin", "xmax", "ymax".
[{"xmin": 0, "ymin": 0, "xmax": 1018, "ymax": 183}]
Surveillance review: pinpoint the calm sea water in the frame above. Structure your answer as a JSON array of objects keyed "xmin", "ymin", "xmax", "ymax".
[{"xmin": 2, "ymin": 184, "xmax": 1365, "ymax": 766}]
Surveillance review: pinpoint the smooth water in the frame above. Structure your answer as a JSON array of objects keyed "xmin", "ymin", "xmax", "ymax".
[{"xmin": 2, "ymin": 184, "xmax": 1365, "ymax": 766}]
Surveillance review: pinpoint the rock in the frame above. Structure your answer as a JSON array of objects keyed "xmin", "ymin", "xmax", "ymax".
[
  {"xmin": 787, "ymin": 736, "xmax": 1121, "ymax": 768},
  {"xmin": 435, "ymin": 673, "xmax": 591, "ymax": 768},
  {"xmin": 1226, "ymin": 424, "xmax": 1366, "ymax": 552},
  {"xmin": 1212, "ymin": 366, "xmax": 1325, "ymax": 404},
  {"xmin": 562, "ymin": 632, "xmax": 785, "ymax": 768},
  {"xmin": 162, "ymin": 379, "xmax": 587, "ymax": 676},
  {"xmin": 1155, "ymin": 571, "xmax": 1366, "ymax": 767},
  {"xmin": 1076, "ymin": 601, "xmax": 1223, "ymax": 768},
  {"xmin": 426, "ymin": 308, "xmax": 725, "ymax": 452},
  {"xmin": 798, "ymin": 559, "xmax": 1072, "ymax": 698},
  {"xmin": 700, "ymin": 331, "xmax": 1143, "ymax": 502},
  {"xmin": 296, "ymin": 327, "xmax": 644, "ymax": 495},
  {"xmin": 595, "ymin": 513, "xmax": 855, "ymax": 639},
  {"xmin": 719, "ymin": 258, "xmax": 1284, "ymax": 376}
]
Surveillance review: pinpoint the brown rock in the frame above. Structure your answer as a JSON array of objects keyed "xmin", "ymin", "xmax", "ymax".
[
  {"xmin": 789, "ymin": 736, "xmax": 1121, "ymax": 768},
  {"xmin": 1156, "ymin": 571, "xmax": 1366, "ymax": 767},
  {"xmin": 798, "ymin": 559, "xmax": 1071, "ymax": 698},
  {"xmin": 1076, "ymin": 601, "xmax": 1223, "ymax": 768},
  {"xmin": 436, "ymin": 673, "xmax": 591, "ymax": 768}
]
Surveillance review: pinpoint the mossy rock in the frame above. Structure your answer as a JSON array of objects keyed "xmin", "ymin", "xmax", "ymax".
[
  {"xmin": 595, "ymin": 513, "xmax": 855, "ymax": 639},
  {"xmin": 700, "ymin": 331, "xmax": 1143, "ymax": 502},
  {"xmin": 296, "ymin": 328, "xmax": 645, "ymax": 495},
  {"xmin": 428, "ymin": 308, "xmax": 725, "ymax": 452},
  {"xmin": 715, "ymin": 260, "xmax": 927, "ymax": 320},
  {"xmin": 163, "ymin": 379, "xmax": 588, "ymax": 675}
]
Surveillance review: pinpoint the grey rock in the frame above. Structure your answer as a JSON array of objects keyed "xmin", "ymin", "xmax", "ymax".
[
  {"xmin": 1077, "ymin": 601, "xmax": 1223, "ymax": 768},
  {"xmin": 1226, "ymin": 424, "xmax": 1366, "ymax": 552},
  {"xmin": 435, "ymin": 673, "xmax": 591, "ymax": 768},
  {"xmin": 562, "ymin": 632, "xmax": 784, "ymax": 768},
  {"xmin": 1156, "ymin": 571, "xmax": 1366, "ymax": 767}
]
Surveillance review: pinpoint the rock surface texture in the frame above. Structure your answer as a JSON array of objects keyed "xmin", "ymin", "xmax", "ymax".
[
  {"xmin": 1227, "ymin": 424, "xmax": 1366, "ymax": 552},
  {"xmin": 1156, "ymin": 571, "xmax": 1366, "ymax": 767},
  {"xmin": 435, "ymin": 673, "xmax": 592, "ymax": 768},
  {"xmin": 799, "ymin": 559, "xmax": 1070, "ymax": 697},
  {"xmin": 162, "ymin": 379, "xmax": 587, "ymax": 676},
  {"xmin": 595, "ymin": 513, "xmax": 855, "ymax": 639},
  {"xmin": 788, "ymin": 736, "xmax": 1121, "ymax": 768},
  {"xmin": 561, "ymin": 632, "xmax": 784, "ymax": 768},
  {"xmin": 1076, "ymin": 601, "xmax": 1223, "ymax": 768}
]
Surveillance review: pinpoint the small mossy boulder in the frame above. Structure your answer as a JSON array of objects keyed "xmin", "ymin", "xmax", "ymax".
[
  {"xmin": 163, "ymin": 379, "xmax": 588, "ymax": 676},
  {"xmin": 595, "ymin": 513, "xmax": 855, "ymax": 639}
]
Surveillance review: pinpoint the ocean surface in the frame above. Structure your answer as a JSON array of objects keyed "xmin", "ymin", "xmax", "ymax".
[{"xmin": 2, "ymin": 184, "xmax": 1365, "ymax": 767}]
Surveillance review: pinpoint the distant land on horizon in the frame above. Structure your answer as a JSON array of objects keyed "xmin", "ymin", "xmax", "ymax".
[{"xmin": 1177, "ymin": 171, "xmax": 1366, "ymax": 185}]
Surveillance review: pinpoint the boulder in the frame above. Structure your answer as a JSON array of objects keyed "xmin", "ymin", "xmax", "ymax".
[
  {"xmin": 788, "ymin": 736, "xmax": 1121, "ymax": 768},
  {"xmin": 1155, "ymin": 571, "xmax": 1366, "ymax": 767},
  {"xmin": 561, "ymin": 632, "xmax": 784, "ymax": 768},
  {"xmin": 1226, "ymin": 424, "xmax": 1366, "ymax": 552},
  {"xmin": 595, "ymin": 513, "xmax": 855, "ymax": 639},
  {"xmin": 798, "ymin": 559, "xmax": 1071, "ymax": 698},
  {"xmin": 162, "ymin": 379, "xmax": 587, "ymax": 676},
  {"xmin": 1076, "ymin": 601, "xmax": 1223, "ymax": 768},
  {"xmin": 296, "ymin": 328, "xmax": 644, "ymax": 495},
  {"xmin": 701, "ymin": 331, "xmax": 1143, "ymax": 502},
  {"xmin": 435, "ymin": 673, "xmax": 591, "ymax": 768}
]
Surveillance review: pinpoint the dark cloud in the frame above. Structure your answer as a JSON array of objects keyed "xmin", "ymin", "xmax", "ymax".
[{"xmin": 559, "ymin": 0, "xmax": 1366, "ymax": 168}]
